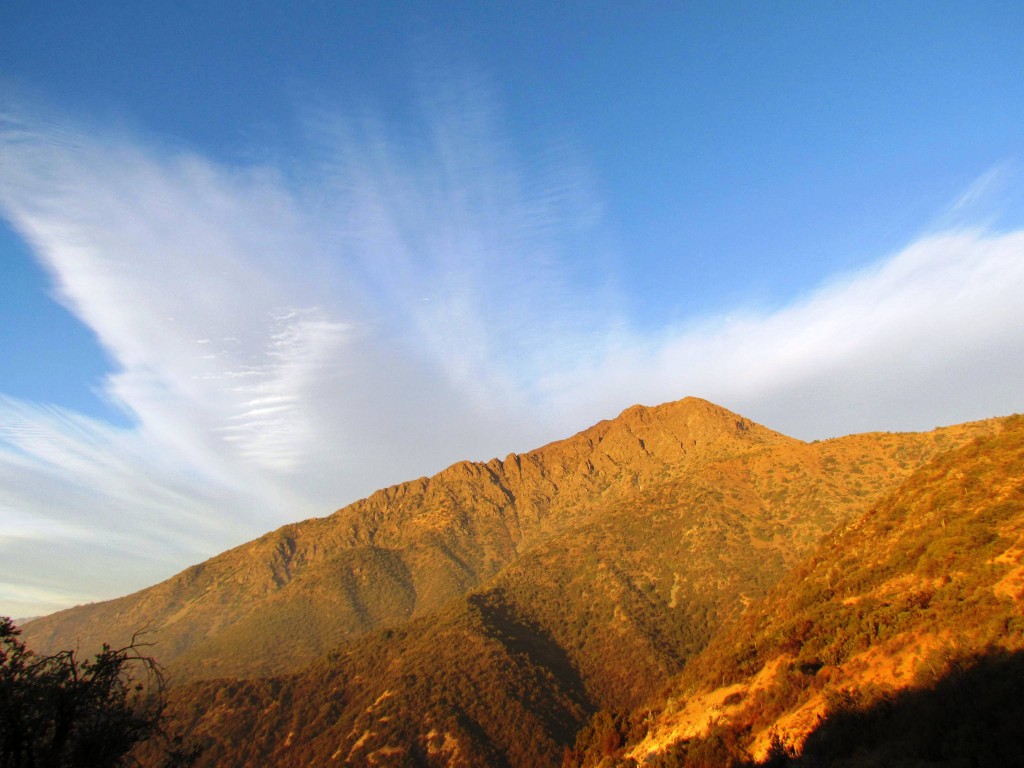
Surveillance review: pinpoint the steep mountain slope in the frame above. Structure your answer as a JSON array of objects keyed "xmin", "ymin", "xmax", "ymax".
[
  {"xmin": 118, "ymin": 408, "xmax": 1005, "ymax": 767},
  {"xmin": 25, "ymin": 397, "xmax": 1013, "ymax": 767},
  {"xmin": 27, "ymin": 398, "xmax": 992, "ymax": 684},
  {"xmin": 147, "ymin": 597, "xmax": 590, "ymax": 768},
  {"xmin": 571, "ymin": 414, "xmax": 1024, "ymax": 767},
  {"xmin": 27, "ymin": 398, "xmax": 797, "ymax": 678}
]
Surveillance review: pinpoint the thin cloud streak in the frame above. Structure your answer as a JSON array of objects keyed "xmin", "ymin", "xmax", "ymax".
[
  {"xmin": 2, "ymin": 98, "xmax": 1023, "ymax": 618},
  {"xmin": 544, "ymin": 227, "xmax": 1024, "ymax": 439},
  {"xmin": 0, "ymin": 93, "xmax": 604, "ymax": 616}
]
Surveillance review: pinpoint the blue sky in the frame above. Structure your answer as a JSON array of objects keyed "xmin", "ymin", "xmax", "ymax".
[{"xmin": 3, "ymin": 2, "xmax": 1024, "ymax": 618}]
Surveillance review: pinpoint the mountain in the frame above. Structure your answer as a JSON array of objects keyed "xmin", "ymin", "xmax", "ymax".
[
  {"xmin": 569, "ymin": 414, "xmax": 1024, "ymax": 767},
  {"xmin": 21, "ymin": 397, "xmax": 1018, "ymax": 767},
  {"xmin": 26, "ymin": 397, "xmax": 796, "ymax": 678}
]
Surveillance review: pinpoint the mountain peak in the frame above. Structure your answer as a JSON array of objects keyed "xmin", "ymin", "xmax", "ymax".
[{"xmin": 527, "ymin": 396, "xmax": 796, "ymax": 475}]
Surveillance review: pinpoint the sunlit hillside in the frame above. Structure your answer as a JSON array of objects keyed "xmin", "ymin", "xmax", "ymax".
[
  {"xmin": 570, "ymin": 415, "xmax": 1024, "ymax": 767},
  {"xmin": 20, "ymin": 398, "xmax": 1022, "ymax": 767}
]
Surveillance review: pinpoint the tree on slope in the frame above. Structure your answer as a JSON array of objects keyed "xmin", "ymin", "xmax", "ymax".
[{"xmin": 0, "ymin": 616, "xmax": 193, "ymax": 768}]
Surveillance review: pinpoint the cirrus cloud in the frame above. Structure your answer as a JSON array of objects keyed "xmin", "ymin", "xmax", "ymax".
[{"xmin": 1, "ymin": 94, "xmax": 1023, "ymax": 618}]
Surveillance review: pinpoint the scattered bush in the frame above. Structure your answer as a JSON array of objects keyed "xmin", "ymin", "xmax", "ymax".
[{"xmin": 0, "ymin": 616, "xmax": 196, "ymax": 768}]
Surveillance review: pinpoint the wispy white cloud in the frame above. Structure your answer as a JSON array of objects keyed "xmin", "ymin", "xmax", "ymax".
[
  {"xmin": 0, "ymin": 90, "xmax": 604, "ymax": 616},
  {"xmin": 540, "ymin": 227, "xmax": 1024, "ymax": 439},
  {"xmin": 1, "ymin": 94, "xmax": 1023, "ymax": 618}
]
